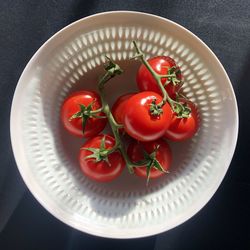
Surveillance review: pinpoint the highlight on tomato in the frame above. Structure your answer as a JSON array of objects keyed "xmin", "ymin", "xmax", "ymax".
[
  {"xmin": 112, "ymin": 93, "xmax": 135, "ymax": 125},
  {"xmin": 123, "ymin": 91, "xmax": 172, "ymax": 141}
]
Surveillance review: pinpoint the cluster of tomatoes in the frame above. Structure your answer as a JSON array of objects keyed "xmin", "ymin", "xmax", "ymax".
[{"xmin": 61, "ymin": 53, "xmax": 199, "ymax": 183}]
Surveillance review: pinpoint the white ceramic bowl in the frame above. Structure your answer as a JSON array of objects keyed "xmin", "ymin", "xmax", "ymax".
[{"xmin": 10, "ymin": 11, "xmax": 238, "ymax": 238}]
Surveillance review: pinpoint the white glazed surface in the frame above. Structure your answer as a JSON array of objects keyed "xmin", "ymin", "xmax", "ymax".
[{"xmin": 10, "ymin": 11, "xmax": 238, "ymax": 238}]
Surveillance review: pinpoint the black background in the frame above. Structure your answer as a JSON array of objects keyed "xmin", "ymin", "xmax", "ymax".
[{"xmin": 0, "ymin": 1, "xmax": 250, "ymax": 249}]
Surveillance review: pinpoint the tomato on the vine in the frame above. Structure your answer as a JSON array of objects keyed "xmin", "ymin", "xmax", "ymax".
[
  {"xmin": 165, "ymin": 98, "xmax": 199, "ymax": 141},
  {"xmin": 136, "ymin": 56, "xmax": 183, "ymax": 98},
  {"xmin": 127, "ymin": 139, "xmax": 172, "ymax": 180},
  {"xmin": 61, "ymin": 91, "xmax": 106, "ymax": 138},
  {"xmin": 79, "ymin": 134, "xmax": 125, "ymax": 182},
  {"xmin": 123, "ymin": 91, "xmax": 172, "ymax": 141},
  {"xmin": 112, "ymin": 93, "xmax": 135, "ymax": 125}
]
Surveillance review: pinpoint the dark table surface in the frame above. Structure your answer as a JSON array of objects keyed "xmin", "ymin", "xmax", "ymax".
[{"xmin": 0, "ymin": 1, "xmax": 250, "ymax": 249}]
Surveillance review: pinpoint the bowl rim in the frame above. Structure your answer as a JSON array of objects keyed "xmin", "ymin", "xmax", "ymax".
[{"xmin": 10, "ymin": 10, "xmax": 239, "ymax": 238}]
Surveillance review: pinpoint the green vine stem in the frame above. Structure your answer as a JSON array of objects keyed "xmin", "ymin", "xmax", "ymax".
[
  {"xmin": 85, "ymin": 108, "xmax": 103, "ymax": 115},
  {"xmin": 132, "ymin": 41, "xmax": 168, "ymax": 107},
  {"xmin": 79, "ymin": 45, "xmax": 190, "ymax": 179},
  {"xmin": 80, "ymin": 56, "xmax": 170, "ymax": 181},
  {"xmin": 70, "ymin": 57, "xmax": 144, "ymax": 173},
  {"xmin": 96, "ymin": 58, "xmax": 169, "ymax": 177},
  {"xmin": 96, "ymin": 58, "xmax": 138, "ymax": 173},
  {"xmin": 132, "ymin": 41, "xmax": 191, "ymax": 117}
]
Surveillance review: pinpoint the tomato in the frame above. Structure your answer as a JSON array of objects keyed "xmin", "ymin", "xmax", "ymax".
[
  {"xmin": 61, "ymin": 91, "xmax": 106, "ymax": 138},
  {"xmin": 127, "ymin": 139, "xmax": 172, "ymax": 180},
  {"xmin": 112, "ymin": 93, "xmax": 135, "ymax": 124},
  {"xmin": 165, "ymin": 99, "xmax": 199, "ymax": 141},
  {"xmin": 79, "ymin": 134, "xmax": 125, "ymax": 182},
  {"xmin": 123, "ymin": 91, "xmax": 172, "ymax": 141},
  {"xmin": 136, "ymin": 56, "xmax": 183, "ymax": 98}
]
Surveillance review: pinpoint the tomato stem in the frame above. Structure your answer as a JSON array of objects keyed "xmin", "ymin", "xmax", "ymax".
[
  {"xmin": 132, "ymin": 41, "xmax": 168, "ymax": 107},
  {"xmin": 87, "ymin": 56, "xmax": 169, "ymax": 178},
  {"xmin": 97, "ymin": 58, "xmax": 160, "ymax": 172},
  {"xmin": 96, "ymin": 58, "xmax": 144, "ymax": 173},
  {"xmin": 132, "ymin": 41, "xmax": 190, "ymax": 117},
  {"xmin": 84, "ymin": 108, "xmax": 103, "ymax": 115}
]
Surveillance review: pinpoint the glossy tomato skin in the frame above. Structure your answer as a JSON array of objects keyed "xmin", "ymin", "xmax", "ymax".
[
  {"xmin": 127, "ymin": 139, "xmax": 172, "ymax": 179},
  {"xmin": 165, "ymin": 99, "xmax": 199, "ymax": 141},
  {"xmin": 61, "ymin": 91, "xmax": 106, "ymax": 138},
  {"xmin": 79, "ymin": 134, "xmax": 125, "ymax": 182},
  {"xmin": 123, "ymin": 91, "xmax": 172, "ymax": 141},
  {"xmin": 112, "ymin": 93, "xmax": 135, "ymax": 124},
  {"xmin": 136, "ymin": 56, "xmax": 183, "ymax": 98}
]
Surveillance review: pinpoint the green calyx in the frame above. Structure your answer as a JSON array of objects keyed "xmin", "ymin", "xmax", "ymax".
[
  {"xmin": 163, "ymin": 66, "xmax": 181, "ymax": 87},
  {"xmin": 139, "ymin": 145, "xmax": 169, "ymax": 185},
  {"xmin": 149, "ymin": 98, "xmax": 163, "ymax": 116},
  {"xmin": 69, "ymin": 101, "xmax": 105, "ymax": 135},
  {"xmin": 83, "ymin": 136, "xmax": 112, "ymax": 166},
  {"xmin": 173, "ymin": 102, "xmax": 191, "ymax": 118}
]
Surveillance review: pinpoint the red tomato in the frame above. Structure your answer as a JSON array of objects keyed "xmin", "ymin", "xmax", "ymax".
[
  {"xmin": 79, "ymin": 134, "xmax": 125, "ymax": 182},
  {"xmin": 112, "ymin": 93, "xmax": 135, "ymax": 124},
  {"xmin": 165, "ymin": 99, "xmax": 199, "ymax": 141},
  {"xmin": 123, "ymin": 91, "xmax": 172, "ymax": 141},
  {"xmin": 127, "ymin": 139, "xmax": 172, "ymax": 179},
  {"xmin": 61, "ymin": 91, "xmax": 106, "ymax": 138},
  {"xmin": 136, "ymin": 56, "xmax": 183, "ymax": 98}
]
